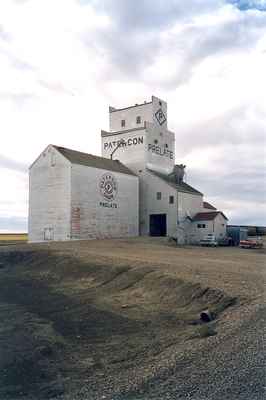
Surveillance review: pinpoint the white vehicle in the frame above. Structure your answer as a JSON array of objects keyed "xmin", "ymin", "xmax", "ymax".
[{"xmin": 200, "ymin": 234, "xmax": 218, "ymax": 247}]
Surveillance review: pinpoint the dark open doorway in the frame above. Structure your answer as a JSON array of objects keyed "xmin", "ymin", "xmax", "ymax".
[{"xmin": 149, "ymin": 214, "xmax": 167, "ymax": 236}]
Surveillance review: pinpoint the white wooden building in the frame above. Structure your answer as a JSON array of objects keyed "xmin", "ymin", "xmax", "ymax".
[
  {"xmin": 28, "ymin": 95, "xmax": 228, "ymax": 243},
  {"xmin": 28, "ymin": 146, "xmax": 139, "ymax": 242}
]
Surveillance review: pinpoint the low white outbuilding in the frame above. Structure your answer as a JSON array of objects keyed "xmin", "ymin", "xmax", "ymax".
[
  {"xmin": 190, "ymin": 211, "xmax": 228, "ymax": 244},
  {"xmin": 28, "ymin": 145, "xmax": 139, "ymax": 242}
]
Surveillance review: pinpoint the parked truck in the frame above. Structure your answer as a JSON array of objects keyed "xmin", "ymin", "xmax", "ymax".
[{"xmin": 200, "ymin": 234, "xmax": 218, "ymax": 247}]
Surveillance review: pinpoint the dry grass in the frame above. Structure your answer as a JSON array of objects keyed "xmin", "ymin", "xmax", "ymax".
[{"xmin": 0, "ymin": 233, "xmax": 28, "ymax": 244}]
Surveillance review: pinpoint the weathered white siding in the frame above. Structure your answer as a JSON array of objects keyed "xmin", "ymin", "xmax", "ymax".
[
  {"xmin": 177, "ymin": 192, "xmax": 203, "ymax": 221},
  {"xmin": 109, "ymin": 102, "xmax": 152, "ymax": 132},
  {"xmin": 176, "ymin": 191, "xmax": 203, "ymax": 244},
  {"xmin": 109, "ymin": 96, "xmax": 167, "ymax": 133},
  {"xmin": 140, "ymin": 171, "xmax": 177, "ymax": 236},
  {"xmin": 104, "ymin": 97, "xmax": 173, "ymax": 171},
  {"xmin": 28, "ymin": 145, "xmax": 71, "ymax": 242},
  {"xmin": 101, "ymin": 128, "xmax": 146, "ymax": 172},
  {"xmin": 71, "ymin": 164, "xmax": 139, "ymax": 239},
  {"xmin": 145, "ymin": 122, "xmax": 175, "ymax": 175}
]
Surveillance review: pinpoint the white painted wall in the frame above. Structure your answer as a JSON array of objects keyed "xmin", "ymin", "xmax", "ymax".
[
  {"xmin": 71, "ymin": 164, "xmax": 139, "ymax": 239},
  {"xmin": 176, "ymin": 191, "xmax": 203, "ymax": 244},
  {"xmin": 105, "ymin": 95, "xmax": 173, "ymax": 175},
  {"xmin": 139, "ymin": 171, "xmax": 177, "ymax": 236},
  {"xmin": 189, "ymin": 213, "xmax": 227, "ymax": 243},
  {"xmin": 101, "ymin": 128, "xmax": 146, "ymax": 172},
  {"xmin": 109, "ymin": 96, "xmax": 168, "ymax": 133},
  {"xmin": 109, "ymin": 102, "xmax": 152, "ymax": 132},
  {"xmin": 145, "ymin": 122, "xmax": 175, "ymax": 175},
  {"xmin": 28, "ymin": 145, "xmax": 71, "ymax": 242},
  {"xmin": 177, "ymin": 191, "xmax": 203, "ymax": 221}
]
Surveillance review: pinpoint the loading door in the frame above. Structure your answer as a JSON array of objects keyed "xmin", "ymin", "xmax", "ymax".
[{"xmin": 149, "ymin": 214, "xmax": 167, "ymax": 236}]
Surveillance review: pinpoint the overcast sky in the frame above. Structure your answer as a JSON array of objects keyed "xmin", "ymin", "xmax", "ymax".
[{"xmin": 0, "ymin": 0, "xmax": 265, "ymax": 232}]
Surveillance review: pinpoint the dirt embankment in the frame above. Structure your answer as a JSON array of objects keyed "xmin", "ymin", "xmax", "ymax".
[{"xmin": 0, "ymin": 240, "xmax": 264, "ymax": 400}]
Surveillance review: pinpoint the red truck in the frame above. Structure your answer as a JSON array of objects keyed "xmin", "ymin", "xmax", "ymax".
[{"xmin": 239, "ymin": 238, "xmax": 263, "ymax": 249}]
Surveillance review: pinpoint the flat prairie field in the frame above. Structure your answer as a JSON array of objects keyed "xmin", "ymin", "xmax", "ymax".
[
  {"xmin": 0, "ymin": 237, "xmax": 265, "ymax": 400},
  {"xmin": 0, "ymin": 233, "xmax": 28, "ymax": 245}
]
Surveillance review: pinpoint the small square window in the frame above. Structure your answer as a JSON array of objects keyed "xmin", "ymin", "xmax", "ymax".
[
  {"xmin": 197, "ymin": 223, "xmax": 206, "ymax": 228},
  {"xmin": 159, "ymin": 101, "xmax": 162, "ymax": 106},
  {"xmin": 156, "ymin": 192, "xmax": 162, "ymax": 200},
  {"xmin": 165, "ymin": 143, "xmax": 168, "ymax": 148},
  {"xmin": 136, "ymin": 116, "xmax": 141, "ymax": 124},
  {"xmin": 169, "ymin": 195, "xmax": 174, "ymax": 204},
  {"xmin": 154, "ymin": 139, "xmax": 158, "ymax": 144},
  {"xmin": 121, "ymin": 119, "xmax": 125, "ymax": 127}
]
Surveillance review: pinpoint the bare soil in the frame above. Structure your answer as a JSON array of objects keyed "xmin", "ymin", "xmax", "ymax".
[{"xmin": 0, "ymin": 238, "xmax": 265, "ymax": 400}]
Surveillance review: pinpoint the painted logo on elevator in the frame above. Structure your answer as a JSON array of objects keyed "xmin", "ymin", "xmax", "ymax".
[
  {"xmin": 99, "ymin": 173, "xmax": 118, "ymax": 201},
  {"xmin": 155, "ymin": 108, "xmax": 166, "ymax": 125}
]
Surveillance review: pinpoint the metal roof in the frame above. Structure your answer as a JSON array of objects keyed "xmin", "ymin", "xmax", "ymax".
[
  {"xmin": 203, "ymin": 201, "xmax": 217, "ymax": 210},
  {"xmin": 53, "ymin": 145, "xmax": 137, "ymax": 176},
  {"xmin": 149, "ymin": 170, "xmax": 203, "ymax": 196},
  {"xmin": 193, "ymin": 211, "xmax": 228, "ymax": 221},
  {"xmin": 108, "ymin": 101, "xmax": 152, "ymax": 113},
  {"xmin": 101, "ymin": 126, "xmax": 145, "ymax": 137}
]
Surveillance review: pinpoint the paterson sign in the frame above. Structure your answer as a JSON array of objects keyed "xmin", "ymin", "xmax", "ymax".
[{"xmin": 103, "ymin": 136, "xmax": 144, "ymax": 150}]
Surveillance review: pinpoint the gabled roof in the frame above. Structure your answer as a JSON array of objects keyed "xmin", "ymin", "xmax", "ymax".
[
  {"xmin": 203, "ymin": 201, "xmax": 217, "ymax": 210},
  {"xmin": 193, "ymin": 211, "xmax": 228, "ymax": 222},
  {"xmin": 53, "ymin": 145, "xmax": 136, "ymax": 176},
  {"xmin": 149, "ymin": 170, "xmax": 203, "ymax": 196}
]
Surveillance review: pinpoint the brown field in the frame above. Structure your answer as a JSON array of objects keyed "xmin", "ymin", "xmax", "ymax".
[{"xmin": 0, "ymin": 237, "xmax": 265, "ymax": 400}]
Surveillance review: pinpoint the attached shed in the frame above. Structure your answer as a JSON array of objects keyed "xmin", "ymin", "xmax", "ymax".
[
  {"xmin": 28, "ymin": 145, "xmax": 139, "ymax": 242},
  {"xmin": 191, "ymin": 211, "xmax": 228, "ymax": 243}
]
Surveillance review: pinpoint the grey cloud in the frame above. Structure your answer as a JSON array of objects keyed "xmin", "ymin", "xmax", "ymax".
[
  {"xmin": 158, "ymin": 13, "xmax": 266, "ymax": 87},
  {"xmin": 0, "ymin": 155, "xmax": 28, "ymax": 173},
  {"xmin": 184, "ymin": 142, "xmax": 266, "ymax": 224},
  {"xmin": 80, "ymin": 0, "xmax": 222, "ymax": 80},
  {"xmin": 82, "ymin": 0, "xmax": 266, "ymax": 87},
  {"xmin": 0, "ymin": 25, "xmax": 11, "ymax": 42},
  {"xmin": 0, "ymin": 92, "xmax": 37, "ymax": 106},
  {"xmin": 0, "ymin": 47, "xmax": 36, "ymax": 72},
  {"xmin": 38, "ymin": 80, "xmax": 75, "ymax": 96},
  {"xmin": 90, "ymin": 0, "xmax": 218, "ymax": 31},
  {"xmin": 0, "ymin": 216, "xmax": 27, "ymax": 231},
  {"xmin": 228, "ymin": 208, "xmax": 266, "ymax": 225},
  {"xmin": 188, "ymin": 166, "xmax": 266, "ymax": 204},
  {"xmin": 173, "ymin": 105, "xmax": 266, "ymax": 155}
]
